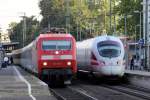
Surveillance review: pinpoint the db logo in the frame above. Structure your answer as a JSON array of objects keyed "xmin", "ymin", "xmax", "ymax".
[{"xmin": 53, "ymin": 55, "xmax": 60, "ymax": 59}]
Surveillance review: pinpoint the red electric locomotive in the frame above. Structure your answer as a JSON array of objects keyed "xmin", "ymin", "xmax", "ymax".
[{"xmin": 11, "ymin": 33, "xmax": 77, "ymax": 85}]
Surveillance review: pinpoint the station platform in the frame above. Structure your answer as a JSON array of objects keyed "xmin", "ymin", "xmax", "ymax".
[
  {"xmin": 125, "ymin": 69, "xmax": 150, "ymax": 77},
  {"xmin": 0, "ymin": 65, "xmax": 56, "ymax": 100},
  {"xmin": 125, "ymin": 69, "xmax": 150, "ymax": 90}
]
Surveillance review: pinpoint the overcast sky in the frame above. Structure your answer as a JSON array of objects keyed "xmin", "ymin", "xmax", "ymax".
[{"xmin": 0, "ymin": 0, "xmax": 41, "ymax": 32}]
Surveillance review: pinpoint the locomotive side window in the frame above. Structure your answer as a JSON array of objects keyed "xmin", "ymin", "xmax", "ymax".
[
  {"xmin": 97, "ymin": 41, "xmax": 121, "ymax": 58},
  {"xmin": 42, "ymin": 40, "xmax": 71, "ymax": 50}
]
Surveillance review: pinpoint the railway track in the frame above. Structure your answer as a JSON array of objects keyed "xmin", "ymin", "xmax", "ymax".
[
  {"xmin": 71, "ymin": 84, "xmax": 142, "ymax": 100},
  {"xmin": 103, "ymin": 84, "xmax": 150, "ymax": 100},
  {"xmin": 49, "ymin": 79, "xmax": 150, "ymax": 100},
  {"xmin": 49, "ymin": 86, "xmax": 98, "ymax": 100},
  {"xmin": 78, "ymin": 76, "xmax": 150, "ymax": 100}
]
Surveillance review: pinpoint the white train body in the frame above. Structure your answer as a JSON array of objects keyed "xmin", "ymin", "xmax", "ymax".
[
  {"xmin": 77, "ymin": 35, "xmax": 125, "ymax": 77},
  {"xmin": 9, "ymin": 41, "xmax": 38, "ymax": 73}
]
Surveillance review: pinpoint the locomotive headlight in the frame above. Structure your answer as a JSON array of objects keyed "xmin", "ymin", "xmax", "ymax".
[
  {"xmin": 43, "ymin": 62, "xmax": 47, "ymax": 66},
  {"xmin": 55, "ymin": 51, "xmax": 59, "ymax": 54},
  {"xmin": 67, "ymin": 61, "xmax": 71, "ymax": 66}
]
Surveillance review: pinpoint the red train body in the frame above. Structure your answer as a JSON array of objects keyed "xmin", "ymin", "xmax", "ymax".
[{"xmin": 11, "ymin": 33, "xmax": 77, "ymax": 84}]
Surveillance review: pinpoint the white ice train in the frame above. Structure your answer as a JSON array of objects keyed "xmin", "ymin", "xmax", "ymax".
[{"xmin": 77, "ymin": 35, "xmax": 125, "ymax": 77}]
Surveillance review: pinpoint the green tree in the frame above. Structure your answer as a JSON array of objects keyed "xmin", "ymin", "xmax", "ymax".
[
  {"xmin": 114, "ymin": 0, "xmax": 142, "ymax": 39},
  {"xmin": 39, "ymin": 0, "xmax": 109, "ymax": 40},
  {"xmin": 39, "ymin": 0, "xmax": 66, "ymax": 28},
  {"xmin": 9, "ymin": 16, "xmax": 39, "ymax": 48}
]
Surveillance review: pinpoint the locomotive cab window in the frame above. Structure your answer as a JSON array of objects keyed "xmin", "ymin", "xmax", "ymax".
[
  {"xmin": 42, "ymin": 40, "xmax": 71, "ymax": 50},
  {"xmin": 97, "ymin": 41, "xmax": 121, "ymax": 58}
]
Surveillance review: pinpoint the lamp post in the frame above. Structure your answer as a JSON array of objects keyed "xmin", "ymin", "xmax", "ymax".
[
  {"xmin": 134, "ymin": 10, "xmax": 142, "ymax": 40},
  {"xmin": 19, "ymin": 12, "xmax": 26, "ymax": 47},
  {"xmin": 144, "ymin": 0, "xmax": 148, "ymax": 70},
  {"xmin": 134, "ymin": 24, "xmax": 140, "ymax": 55},
  {"xmin": 121, "ymin": 14, "xmax": 132, "ymax": 68},
  {"xmin": 124, "ymin": 15, "xmax": 127, "ymax": 35},
  {"xmin": 123, "ymin": 15, "xmax": 132, "ymax": 36},
  {"xmin": 134, "ymin": 10, "xmax": 143, "ymax": 69},
  {"xmin": 65, "ymin": 0, "xmax": 70, "ymax": 33}
]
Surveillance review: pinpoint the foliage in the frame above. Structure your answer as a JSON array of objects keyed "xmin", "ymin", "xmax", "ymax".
[
  {"xmin": 39, "ymin": 0, "xmax": 109, "ymax": 40},
  {"xmin": 9, "ymin": 0, "xmax": 143, "ymax": 44},
  {"xmin": 8, "ymin": 16, "xmax": 39, "ymax": 48},
  {"xmin": 39, "ymin": 0, "xmax": 66, "ymax": 28},
  {"xmin": 114, "ymin": 0, "xmax": 143, "ymax": 39}
]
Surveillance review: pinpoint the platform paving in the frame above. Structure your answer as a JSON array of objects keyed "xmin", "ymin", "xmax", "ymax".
[
  {"xmin": 125, "ymin": 69, "xmax": 150, "ymax": 77},
  {"xmin": 0, "ymin": 65, "xmax": 57, "ymax": 100}
]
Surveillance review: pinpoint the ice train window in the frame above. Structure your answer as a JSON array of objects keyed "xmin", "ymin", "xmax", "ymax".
[
  {"xmin": 42, "ymin": 40, "xmax": 71, "ymax": 50},
  {"xmin": 97, "ymin": 41, "xmax": 121, "ymax": 58}
]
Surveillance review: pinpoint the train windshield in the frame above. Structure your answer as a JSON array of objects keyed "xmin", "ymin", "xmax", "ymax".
[
  {"xmin": 42, "ymin": 40, "xmax": 71, "ymax": 50},
  {"xmin": 97, "ymin": 41, "xmax": 121, "ymax": 58}
]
